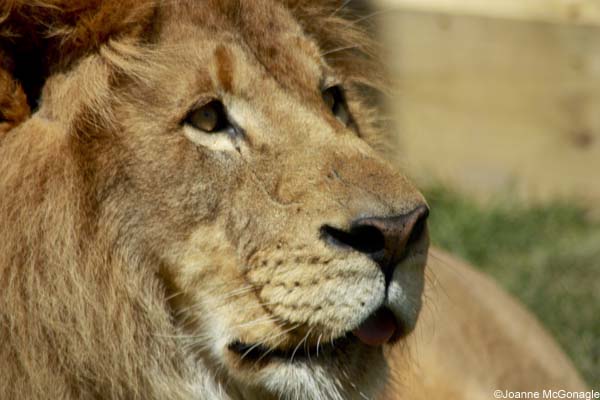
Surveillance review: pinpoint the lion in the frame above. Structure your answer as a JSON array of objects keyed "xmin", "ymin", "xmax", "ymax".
[{"xmin": 0, "ymin": 1, "xmax": 588, "ymax": 399}]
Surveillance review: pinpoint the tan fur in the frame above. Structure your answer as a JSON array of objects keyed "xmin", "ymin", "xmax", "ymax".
[
  {"xmin": 382, "ymin": 250, "xmax": 587, "ymax": 399},
  {"xmin": 0, "ymin": 1, "xmax": 587, "ymax": 399}
]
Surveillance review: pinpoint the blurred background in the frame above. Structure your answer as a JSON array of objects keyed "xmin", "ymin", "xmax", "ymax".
[{"xmin": 370, "ymin": 0, "xmax": 600, "ymax": 387}]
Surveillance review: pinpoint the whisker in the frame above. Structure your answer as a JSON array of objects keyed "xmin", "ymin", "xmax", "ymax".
[
  {"xmin": 233, "ymin": 315, "xmax": 276, "ymax": 329},
  {"xmin": 240, "ymin": 341, "xmax": 268, "ymax": 361},
  {"xmin": 340, "ymin": 367, "xmax": 371, "ymax": 400},
  {"xmin": 254, "ymin": 324, "xmax": 302, "ymax": 364},
  {"xmin": 321, "ymin": 44, "xmax": 363, "ymax": 57},
  {"xmin": 316, "ymin": 333, "xmax": 323, "ymax": 358},
  {"xmin": 350, "ymin": 9, "xmax": 390, "ymax": 25},
  {"xmin": 290, "ymin": 329, "xmax": 312, "ymax": 364},
  {"xmin": 304, "ymin": 327, "xmax": 315, "ymax": 365},
  {"xmin": 330, "ymin": 0, "xmax": 353, "ymax": 17},
  {"xmin": 220, "ymin": 285, "xmax": 256, "ymax": 300}
]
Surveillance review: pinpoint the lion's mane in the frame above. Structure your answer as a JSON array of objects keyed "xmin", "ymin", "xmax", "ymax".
[{"xmin": 0, "ymin": 1, "xmax": 382, "ymax": 398}]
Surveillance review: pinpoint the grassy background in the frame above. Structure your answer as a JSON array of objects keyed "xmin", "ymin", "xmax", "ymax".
[{"xmin": 424, "ymin": 186, "xmax": 600, "ymax": 387}]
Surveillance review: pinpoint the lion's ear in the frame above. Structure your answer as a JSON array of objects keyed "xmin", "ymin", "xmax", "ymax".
[
  {"xmin": 0, "ymin": 49, "xmax": 29, "ymax": 135},
  {"xmin": 286, "ymin": 0, "xmax": 384, "ymax": 93},
  {"xmin": 0, "ymin": 0, "xmax": 156, "ymax": 134}
]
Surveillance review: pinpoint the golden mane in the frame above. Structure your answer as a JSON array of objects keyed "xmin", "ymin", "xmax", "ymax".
[
  {"xmin": 0, "ymin": 1, "xmax": 384, "ymax": 398},
  {"xmin": 0, "ymin": 0, "xmax": 382, "ymax": 134},
  {"xmin": 0, "ymin": 0, "xmax": 157, "ymax": 133}
]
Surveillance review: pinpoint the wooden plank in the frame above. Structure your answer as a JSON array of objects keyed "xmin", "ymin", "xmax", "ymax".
[
  {"xmin": 375, "ymin": 0, "xmax": 600, "ymax": 27},
  {"xmin": 380, "ymin": 10, "xmax": 600, "ymax": 207}
]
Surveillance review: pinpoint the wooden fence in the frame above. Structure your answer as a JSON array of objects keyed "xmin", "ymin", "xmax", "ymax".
[{"xmin": 375, "ymin": 0, "xmax": 600, "ymax": 208}]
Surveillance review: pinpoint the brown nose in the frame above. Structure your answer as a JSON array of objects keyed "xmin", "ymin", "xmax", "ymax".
[{"xmin": 321, "ymin": 205, "xmax": 429, "ymax": 282}]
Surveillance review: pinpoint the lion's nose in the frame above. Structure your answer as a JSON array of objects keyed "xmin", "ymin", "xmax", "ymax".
[{"xmin": 321, "ymin": 205, "xmax": 429, "ymax": 281}]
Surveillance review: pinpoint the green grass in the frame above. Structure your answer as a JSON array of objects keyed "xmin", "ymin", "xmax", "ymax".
[{"xmin": 424, "ymin": 186, "xmax": 600, "ymax": 388}]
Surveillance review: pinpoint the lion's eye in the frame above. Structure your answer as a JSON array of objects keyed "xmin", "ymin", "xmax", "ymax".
[
  {"xmin": 186, "ymin": 100, "xmax": 229, "ymax": 133},
  {"xmin": 322, "ymin": 86, "xmax": 350, "ymax": 126}
]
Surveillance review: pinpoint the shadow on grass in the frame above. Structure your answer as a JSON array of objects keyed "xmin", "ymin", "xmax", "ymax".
[{"xmin": 424, "ymin": 186, "xmax": 600, "ymax": 388}]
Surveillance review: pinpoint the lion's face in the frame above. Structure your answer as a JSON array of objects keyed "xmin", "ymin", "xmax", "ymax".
[{"xmin": 81, "ymin": 1, "xmax": 428, "ymax": 398}]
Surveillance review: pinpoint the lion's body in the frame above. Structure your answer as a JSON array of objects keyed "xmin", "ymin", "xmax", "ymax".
[
  {"xmin": 0, "ymin": 1, "xmax": 587, "ymax": 399},
  {"xmin": 383, "ymin": 250, "xmax": 586, "ymax": 399}
]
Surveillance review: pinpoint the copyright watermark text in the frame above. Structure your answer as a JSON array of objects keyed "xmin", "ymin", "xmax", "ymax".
[{"xmin": 494, "ymin": 390, "xmax": 600, "ymax": 400}]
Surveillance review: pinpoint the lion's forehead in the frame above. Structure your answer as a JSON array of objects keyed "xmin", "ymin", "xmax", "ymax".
[{"xmin": 158, "ymin": 0, "xmax": 324, "ymax": 97}]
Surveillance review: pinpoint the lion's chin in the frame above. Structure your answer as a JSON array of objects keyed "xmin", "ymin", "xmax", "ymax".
[
  {"xmin": 216, "ymin": 305, "xmax": 409, "ymax": 398},
  {"xmin": 221, "ymin": 334, "xmax": 387, "ymax": 400},
  {"xmin": 220, "ymin": 333, "xmax": 387, "ymax": 399}
]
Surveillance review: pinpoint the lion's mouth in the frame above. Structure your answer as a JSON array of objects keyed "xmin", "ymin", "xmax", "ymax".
[
  {"xmin": 228, "ymin": 307, "xmax": 402, "ymax": 364},
  {"xmin": 228, "ymin": 333, "xmax": 355, "ymax": 364}
]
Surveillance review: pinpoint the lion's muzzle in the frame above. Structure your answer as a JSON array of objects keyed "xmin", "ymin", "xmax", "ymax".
[{"xmin": 320, "ymin": 204, "xmax": 430, "ymax": 345}]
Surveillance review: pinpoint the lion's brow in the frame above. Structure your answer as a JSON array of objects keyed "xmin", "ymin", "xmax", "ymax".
[{"xmin": 215, "ymin": 45, "xmax": 235, "ymax": 92}]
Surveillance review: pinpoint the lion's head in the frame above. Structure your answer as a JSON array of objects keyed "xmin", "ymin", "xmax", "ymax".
[{"xmin": 0, "ymin": 1, "xmax": 428, "ymax": 399}]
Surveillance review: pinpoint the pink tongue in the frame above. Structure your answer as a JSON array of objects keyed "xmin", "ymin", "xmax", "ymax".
[{"xmin": 352, "ymin": 308, "xmax": 397, "ymax": 346}]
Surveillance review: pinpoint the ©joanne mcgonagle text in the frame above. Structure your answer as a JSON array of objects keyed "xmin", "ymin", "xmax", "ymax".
[{"xmin": 494, "ymin": 390, "xmax": 600, "ymax": 400}]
